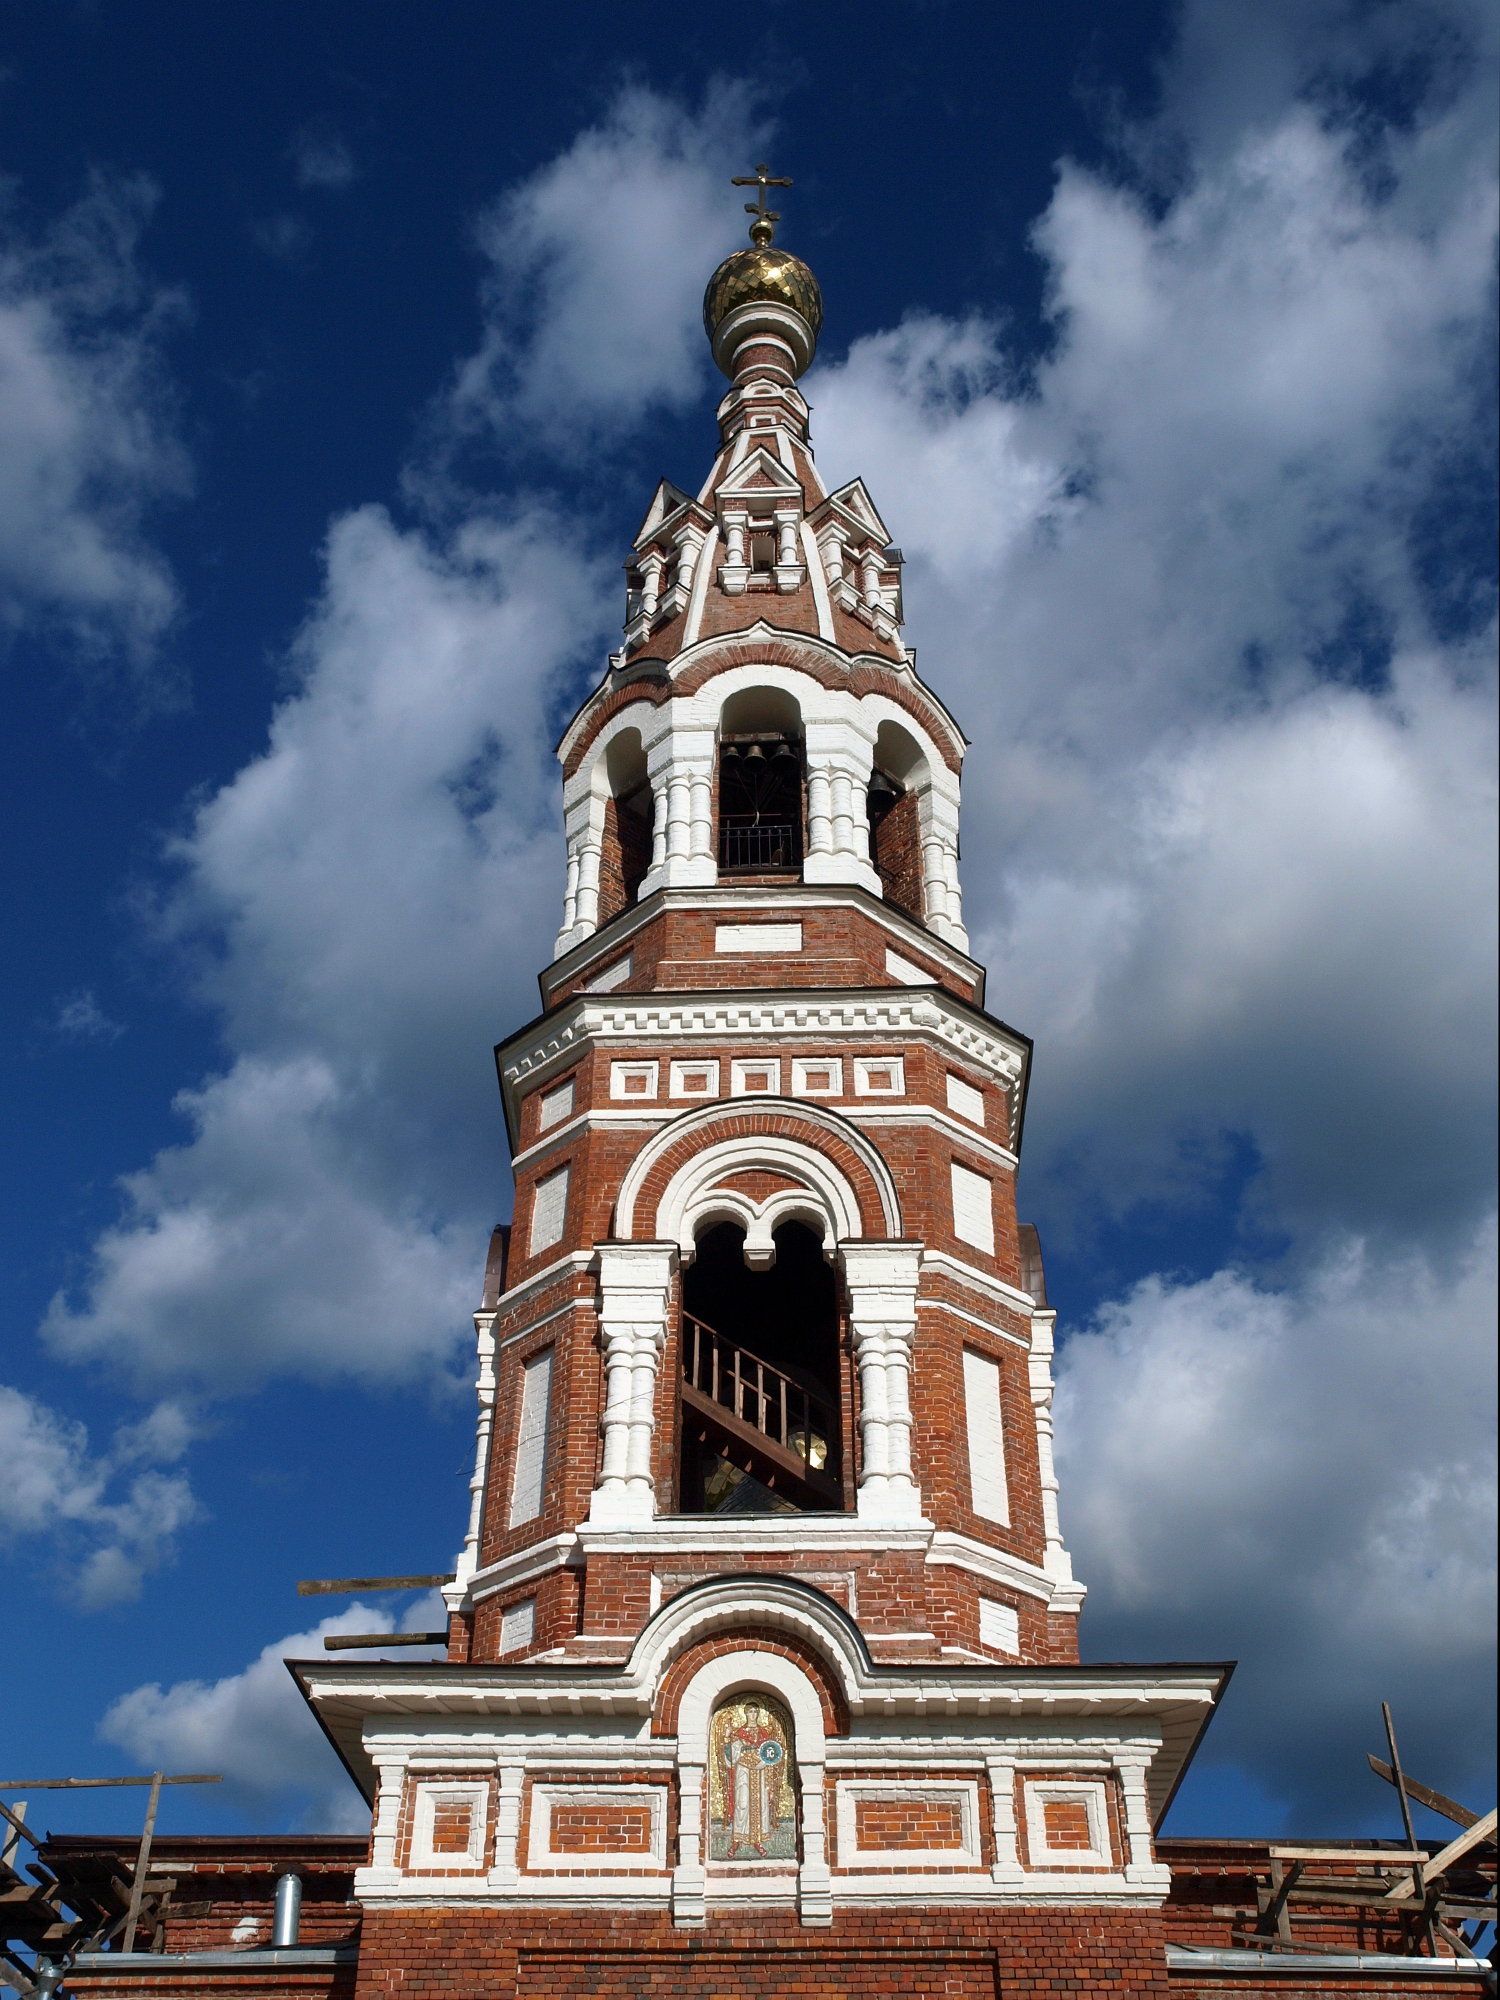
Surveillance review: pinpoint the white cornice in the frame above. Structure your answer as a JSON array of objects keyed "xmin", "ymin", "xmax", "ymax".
[
  {"xmin": 502, "ymin": 980, "xmax": 1027, "ymax": 1151},
  {"xmin": 465, "ymin": 1533, "xmax": 582, "ymax": 1606},
  {"xmin": 924, "ymin": 1530, "xmax": 1084, "ymax": 1609},
  {"xmin": 575, "ymin": 1517, "xmax": 934, "ymax": 1560},
  {"xmin": 920, "ymin": 1249, "xmax": 1039, "ymax": 1322}
]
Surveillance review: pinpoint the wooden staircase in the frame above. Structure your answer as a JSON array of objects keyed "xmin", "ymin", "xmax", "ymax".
[{"xmin": 680, "ymin": 1314, "xmax": 843, "ymax": 1509}]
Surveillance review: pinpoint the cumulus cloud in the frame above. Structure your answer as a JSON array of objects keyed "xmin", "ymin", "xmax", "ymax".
[
  {"xmin": 0, "ymin": 170, "xmax": 189, "ymax": 694},
  {"xmin": 0, "ymin": 1386, "xmax": 198, "ymax": 1606},
  {"xmin": 1056, "ymin": 1217, "xmax": 1497, "ymax": 1822},
  {"xmin": 440, "ymin": 80, "xmax": 767, "ymax": 458},
  {"xmin": 44, "ymin": 504, "xmax": 613, "ymax": 1392},
  {"xmin": 101, "ymin": 1596, "xmax": 445, "ymax": 1827},
  {"xmin": 809, "ymin": 35, "xmax": 1497, "ymax": 1259}
]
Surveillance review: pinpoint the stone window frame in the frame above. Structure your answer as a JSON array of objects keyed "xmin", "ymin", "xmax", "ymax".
[
  {"xmin": 791, "ymin": 1056, "xmax": 844, "ymax": 1099},
  {"xmin": 730, "ymin": 1056, "xmax": 782, "ymax": 1097},
  {"xmin": 1023, "ymin": 1778, "xmax": 1113, "ymax": 1869},
  {"xmin": 851, "ymin": 1055, "xmax": 905, "ymax": 1096},
  {"xmin": 833, "ymin": 1778, "xmax": 982, "ymax": 1871},
  {"xmin": 670, "ymin": 1058, "xmax": 721, "ymax": 1099},
  {"xmin": 407, "ymin": 1778, "xmax": 490, "ymax": 1873},
  {"xmin": 610, "ymin": 1058, "xmax": 660, "ymax": 1101},
  {"xmin": 525, "ymin": 1782, "xmax": 669, "ymax": 1873}
]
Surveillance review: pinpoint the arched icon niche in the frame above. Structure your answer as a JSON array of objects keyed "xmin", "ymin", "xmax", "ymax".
[{"xmin": 708, "ymin": 1691, "xmax": 798, "ymax": 1863}]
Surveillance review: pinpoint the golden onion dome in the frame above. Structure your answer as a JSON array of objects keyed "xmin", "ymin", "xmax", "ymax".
[{"xmin": 702, "ymin": 244, "xmax": 824, "ymax": 350}]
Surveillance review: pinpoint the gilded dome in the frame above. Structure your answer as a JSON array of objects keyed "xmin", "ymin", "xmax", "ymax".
[{"xmin": 702, "ymin": 245, "xmax": 824, "ymax": 347}]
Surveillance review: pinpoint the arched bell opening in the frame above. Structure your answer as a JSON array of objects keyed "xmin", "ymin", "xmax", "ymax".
[
  {"xmin": 596, "ymin": 727, "xmax": 653, "ymax": 924},
  {"xmin": 677, "ymin": 1219, "xmax": 846, "ymax": 1515},
  {"xmin": 717, "ymin": 685, "xmax": 804, "ymax": 876},
  {"xmin": 867, "ymin": 719, "xmax": 927, "ymax": 921}
]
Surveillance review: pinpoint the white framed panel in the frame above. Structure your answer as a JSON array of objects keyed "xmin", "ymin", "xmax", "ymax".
[
  {"xmin": 508, "ymin": 1349, "xmax": 554, "ymax": 1527},
  {"xmin": 962, "ymin": 1347, "xmax": 1010, "ymax": 1526},
  {"xmin": 526, "ymin": 1783, "xmax": 668, "ymax": 1872},
  {"xmin": 834, "ymin": 1780, "xmax": 982, "ymax": 1870},
  {"xmin": 670, "ymin": 1059, "xmax": 720, "ymax": 1099},
  {"xmin": 1023, "ymin": 1780, "xmax": 1113, "ymax": 1869},
  {"xmin": 610, "ymin": 1059, "xmax": 660, "ymax": 1101},
  {"xmin": 979, "ymin": 1597, "xmax": 1020, "ymax": 1656},
  {"xmin": 730, "ymin": 1057, "xmax": 782, "ymax": 1096},
  {"xmin": 885, "ymin": 947, "xmax": 935, "ymax": 986},
  {"xmin": 409, "ymin": 1781, "xmax": 489, "ymax": 1872},
  {"xmin": 715, "ymin": 923, "xmax": 803, "ymax": 954},
  {"xmin": 950, "ymin": 1161, "xmax": 995, "ymax": 1255},
  {"xmin": 499, "ymin": 1597, "xmax": 536, "ymax": 1654},
  {"xmin": 946, "ymin": 1073, "xmax": 985, "ymax": 1126},
  {"xmin": 528, "ymin": 1165, "xmax": 569, "ymax": 1255},
  {"xmin": 791, "ymin": 1057, "xmax": 843, "ymax": 1098},
  {"xmin": 537, "ymin": 1077, "xmax": 575, "ymax": 1131},
  {"xmin": 852, "ymin": 1056, "xmax": 905, "ymax": 1097}
]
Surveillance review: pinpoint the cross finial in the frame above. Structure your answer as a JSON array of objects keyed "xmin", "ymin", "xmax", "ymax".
[{"xmin": 731, "ymin": 162, "xmax": 793, "ymax": 246}]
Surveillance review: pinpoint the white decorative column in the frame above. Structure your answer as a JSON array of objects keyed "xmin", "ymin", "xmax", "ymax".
[
  {"xmin": 830, "ymin": 768, "xmax": 854, "ymax": 859},
  {"xmin": 448, "ymin": 1305, "xmax": 497, "ymax": 1602},
  {"xmin": 806, "ymin": 761, "xmax": 834, "ymax": 857},
  {"xmin": 1116, "ymin": 1751, "xmax": 1171, "ymax": 1889},
  {"xmin": 672, "ymin": 1761, "xmax": 707, "ymax": 1926},
  {"xmin": 588, "ymin": 1243, "xmax": 675, "ymax": 1525},
  {"xmin": 666, "ymin": 771, "xmax": 691, "ymax": 862},
  {"xmin": 841, "ymin": 1243, "xmax": 924, "ymax": 1524},
  {"xmin": 488, "ymin": 1764, "xmax": 525, "ymax": 1890},
  {"xmin": 689, "ymin": 766, "xmax": 713, "ymax": 868},
  {"xmin": 355, "ymin": 1751, "xmax": 408, "ymax": 1892},
  {"xmin": 650, "ymin": 778, "xmax": 668, "ymax": 872},
  {"xmin": 986, "ymin": 1756, "xmax": 1024, "ymax": 1886},
  {"xmin": 1028, "ymin": 1307, "xmax": 1070, "ymax": 1584}
]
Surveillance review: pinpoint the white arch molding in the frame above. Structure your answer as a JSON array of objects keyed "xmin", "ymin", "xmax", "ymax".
[
  {"xmin": 614, "ymin": 1097, "xmax": 903, "ymax": 1244},
  {"xmin": 670, "ymin": 1647, "xmax": 832, "ymax": 1928},
  {"xmin": 589, "ymin": 1106, "xmax": 925, "ymax": 1530}
]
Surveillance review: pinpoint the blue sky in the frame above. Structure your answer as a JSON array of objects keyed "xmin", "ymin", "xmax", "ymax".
[{"xmin": 1, "ymin": 0, "xmax": 1494, "ymax": 1847}]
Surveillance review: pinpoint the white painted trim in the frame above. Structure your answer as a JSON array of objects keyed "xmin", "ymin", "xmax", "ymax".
[
  {"xmin": 923, "ymin": 1530, "xmax": 1069, "ymax": 1606},
  {"xmin": 729, "ymin": 1057, "xmax": 782, "ymax": 1097},
  {"xmin": 490, "ymin": 1249, "xmax": 598, "ymax": 1317},
  {"xmin": 800, "ymin": 517, "xmax": 835, "ymax": 640},
  {"xmin": 681, "ymin": 526, "xmax": 719, "ymax": 647},
  {"xmin": 609, "ymin": 1059, "xmax": 660, "ymax": 1101},
  {"xmin": 510, "ymin": 1111, "xmax": 672, "ymax": 1174},
  {"xmin": 920, "ymin": 1249, "xmax": 1040, "ymax": 1320},
  {"xmin": 834, "ymin": 1779, "xmax": 982, "ymax": 1870},
  {"xmin": 526, "ymin": 1783, "xmax": 668, "ymax": 1873},
  {"xmin": 615, "ymin": 1098, "xmax": 903, "ymax": 1242},
  {"xmin": 848, "ymin": 1104, "xmax": 1018, "ymax": 1173},
  {"xmin": 669, "ymin": 1058, "xmax": 721, "ymax": 1099},
  {"xmin": 467, "ymin": 1533, "xmax": 581, "ymax": 1604},
  {"xmin": 915, "ymin": 1298, "xmax": 1029, "ymax": 1351}
]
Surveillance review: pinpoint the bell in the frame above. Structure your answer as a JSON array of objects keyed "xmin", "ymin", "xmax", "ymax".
[
  {"xmin": 772, "ymin": 738, "xmax": 798, "ymax": 762},
  {"xmin": 721, "ymin": 742, "xmax": 740, "ymax": 760},
  {"xmin": 743, "ymin": 742, "xmax": 766, "ymax": 762},
  {"xmin": 868, "ymin": 769, "xmax": 901, "ymax": 799}
]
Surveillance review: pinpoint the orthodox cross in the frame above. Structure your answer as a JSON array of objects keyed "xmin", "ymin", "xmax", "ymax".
[{"xmin": 732, "ymin": 162, "xmax": 792, "ymax": 243}]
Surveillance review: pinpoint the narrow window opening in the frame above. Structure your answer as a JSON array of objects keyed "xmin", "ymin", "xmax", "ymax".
[{"xmin": 678, "ymin": 1220, "xmax": 843, "ymax": 1514}]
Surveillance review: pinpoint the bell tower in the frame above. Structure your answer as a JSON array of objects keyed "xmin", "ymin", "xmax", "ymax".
[{"xmin": 298, "ymin": 171, "xmax": 1226, "ymax": 1968}]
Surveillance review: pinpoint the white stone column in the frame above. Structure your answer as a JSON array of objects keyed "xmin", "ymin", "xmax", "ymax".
[
  {"xmin": 488, "ymin": 1764, "xmax": 525, "ymax": 1890},
  {"xmin": 806, "ymin": 763, "xmax": 833, "ymax": 856},
  {"xmin": 1028, "ymin": 1308, "xmax": 1072, "ymax": 1584},
  {"xmin": 560, "ymin": 847, "xmax": 580, "ymax": 938},
  {"xmin": 650, "ymin": 778, "xmax": 668, "ymax": 873},
  {"xmin": 452, "ymin": 1308, "xmax": 497, "ymax": 1590},
  {"xmin": 841, "ymin": 1243, "xmax": 924, "ymax": 1524},
  {"xmin": 672, "ymin": 524, "xmax": 703, "ymax": 598},
  {"xmin": 829, "ymin": 769, "xmax": 854, "ymax": 859},
  {"xmin": 798, "ymin": 1759, "xmax": 832, "ymax": 1924},
  {"xmin": 1116, "ymin": 1752, "xmax": 1170, "ymax": 1888},
  {"xmin": 588, "ymin": 1243, "xmax": 675, "ymax": 1525},
  {"xmin": 689, "ymin": 769, "xmax": 713, "ymax": 865},
  {"xmin": 357, "ymin": 1751, "xmax": 407, "ymax": 1890},
  {"xmin": 672, "ymin": 1762, "xmax": 706, "ymax": 1926},
  {"xmin": 666, "ymin": 772, "xmax": 691, "ymax": 862},
  {"xmin": 574, "ymin": 836, "xmax": 602, "ymax": 933},
  {"xmin": 861, "ymin": 547, "xmax": 882, "ymax": 609},
  {"xmin": 986, "ymin": 1756, "xmax": 1024, "ymax": 1886}
]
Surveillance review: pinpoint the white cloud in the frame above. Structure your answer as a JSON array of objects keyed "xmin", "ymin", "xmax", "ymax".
[
  {"xmin": 0, "ymin": 171, "xmax": 189, "ymax": 692},
  {"xmin": 1055, "ymin": 1217, "xmax": 1497, "ymax": 1819},
  {"xmin": 49, "ymin": 988, "xmax": 126, "ymax": 1043},
  {"xmin": 809, "ymin": 52, "xmax": 1497, "ymax": 1257},
  {"xmin": 292, "ymin": 129, "xmax": 357, "ymax": 191},
  {"xmin": 44, "ymin": 503, "xmax": 613, "ymax": 1392},
  {"xmin": 0, "ymin": 1387, "xmax": 198, "ymax": 1606},
  {"xmin": 100, "ymin": 1597, "xmax": 445, "ymax": 1828},
  {"xmin": 440, "ymin": 80, "xmax": 767, "ymax": 458}
]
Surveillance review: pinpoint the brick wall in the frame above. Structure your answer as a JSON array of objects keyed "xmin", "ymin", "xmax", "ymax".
[
  {"xmin": 873, "ymin": 787, "xmax": 924, "ymax": 920},
  {"xmin": 853, "ymin": 1796, "xmax": 965, "ymax": 1850}
]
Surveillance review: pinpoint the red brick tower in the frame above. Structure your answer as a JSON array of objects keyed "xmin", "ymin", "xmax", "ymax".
[{"xmin": 299, "ymin": 171, "xmax": 1228, "ymax": 1980}]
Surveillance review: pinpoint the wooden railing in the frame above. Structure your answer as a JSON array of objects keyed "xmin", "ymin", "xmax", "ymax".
[{"xmin": 681, "ymin": 1313, "xmax": 835, "ymax": 1487}]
